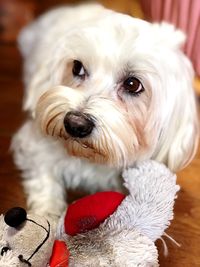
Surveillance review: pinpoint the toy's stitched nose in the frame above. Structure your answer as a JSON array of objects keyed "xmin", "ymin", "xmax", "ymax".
[
  {"xmin": 4, "ymin": 207, "xmax": 27, "ymax": 228},
  {"xmin": 64, "ymin": 111, "xmax": 94, "ymax": 138}
]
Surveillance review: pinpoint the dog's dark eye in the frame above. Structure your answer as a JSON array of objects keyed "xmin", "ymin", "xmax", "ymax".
[
  {"xmin": 1, "ymin": 247, "xmax": 11, "ymax": 256},
  {"xmin": 123, "ymin": 77, "xmax": 144, "ymax": 96},
  {"xmin": 72, "ymin": 60, "xmax": 86, "ymax": 78}
]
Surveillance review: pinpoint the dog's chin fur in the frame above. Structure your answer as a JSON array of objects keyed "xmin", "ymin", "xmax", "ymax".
[{"xmin": 12, "ymin": 4, "xmax": 199, "ymax": 217}]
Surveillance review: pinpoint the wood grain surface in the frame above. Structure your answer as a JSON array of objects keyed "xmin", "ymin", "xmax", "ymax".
[{"xmin": 0, "ymin": 1, "xmax": 199, "ymax": 266}]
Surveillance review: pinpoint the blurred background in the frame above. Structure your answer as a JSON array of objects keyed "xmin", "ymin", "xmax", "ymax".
[{"xmin": 0, "ymin": 1, "xmax": 199, "ymax": 266}]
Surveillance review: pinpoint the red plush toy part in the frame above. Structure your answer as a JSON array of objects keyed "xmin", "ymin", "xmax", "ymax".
[
  {"xmin": 49, "ymin": 240, "xmax": 69, "ymax": 267},
  {"xmin": 65, "ymin": 191, "xmax": 125, "ymax": 236}
]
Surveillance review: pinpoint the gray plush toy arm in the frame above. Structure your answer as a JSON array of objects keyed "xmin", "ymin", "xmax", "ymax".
[{"xmin": 104, "ymin": 160, "xmax": 180, "ymax": 241}]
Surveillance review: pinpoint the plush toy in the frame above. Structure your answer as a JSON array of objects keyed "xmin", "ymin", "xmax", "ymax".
[{"xmin": 0, "ymin": 160, "xmax": 179, "ymax": 267}]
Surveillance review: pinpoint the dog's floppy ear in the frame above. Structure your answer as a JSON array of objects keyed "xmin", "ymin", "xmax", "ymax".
[
  {"xmin": 151, "ymin": 24, "xmax": 199, "ymax": 171},
  {"xmin": 154, "ymin": 94, "xmax": 199, "ymax": 172}
]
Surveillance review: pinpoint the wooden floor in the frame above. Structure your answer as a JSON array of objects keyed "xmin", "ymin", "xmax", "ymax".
[{"xmin": 0, "ymin": 2, "xmax": 200, "ymax": 267}]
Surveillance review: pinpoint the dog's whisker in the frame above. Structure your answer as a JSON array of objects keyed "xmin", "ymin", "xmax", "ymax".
[
  {"xmin": 46, "ymin": 111, "xmax": 64, "ymax": 135},
  {"xmin": 51, "ymin": 123, "xmax": 57, "ymax": 137},
  {"xmin": 59, "ymin": 128, "xmax": 62, "ymax": 138},
  {"xmin": 81, "ymin": 143, "xmax": 88, "ymax": 149}
]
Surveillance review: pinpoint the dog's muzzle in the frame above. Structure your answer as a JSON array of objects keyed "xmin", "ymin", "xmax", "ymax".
[{"xmin": 63, "ymin": 111, "xmax": 95, "ymax": 138}]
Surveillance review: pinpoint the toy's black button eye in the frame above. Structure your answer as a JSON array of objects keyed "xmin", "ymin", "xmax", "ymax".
[
  {"xmin": 1, "ymin": 247, "xmax": 11, "ymax": 256},
  {"xmin": 4, "ymin": 207, "xmax": 27, "ymax": 228}
]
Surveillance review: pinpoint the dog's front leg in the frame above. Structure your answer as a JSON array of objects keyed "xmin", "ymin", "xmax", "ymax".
[
  {"xmin": 23, "ymin": 172, "xmax": 67, "ymax": 218},
  {"xmin": 12, "ymin": 121, "xmax": 67, "ymax": 218}
]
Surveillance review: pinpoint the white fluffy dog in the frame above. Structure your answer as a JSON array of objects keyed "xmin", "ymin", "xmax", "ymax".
[{"xmin": 12, "ymin": 4, "xmax": 199, "ymax": 217}]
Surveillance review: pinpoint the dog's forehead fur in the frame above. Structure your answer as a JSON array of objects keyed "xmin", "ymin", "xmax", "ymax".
[{"xmin": 54, "ymin": 14, "xmax": 183, "ymax": 73}]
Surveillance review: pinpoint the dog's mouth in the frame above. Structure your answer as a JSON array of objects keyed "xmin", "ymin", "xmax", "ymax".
[
  {"xmin": 44, "ymin": 119, "xmax": 107, "ymax": 162},
  {"xmin": 74, "ymin": 139, "xmax": 94, "ymax": 150},
  {"xmin": 62, "ymin": 136, "xmax": 107, "ymax": 163}
]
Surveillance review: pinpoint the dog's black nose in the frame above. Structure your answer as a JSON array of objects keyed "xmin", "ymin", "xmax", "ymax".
[
  {"xmin": 4, "ymin": 207, "xmax": 27, "ymax": 228},
  {"xmin": 64, "ymin": 111, "xmax": 94, "ymax": 138}
]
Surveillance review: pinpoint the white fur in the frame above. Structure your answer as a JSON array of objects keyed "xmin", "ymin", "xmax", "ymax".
[{"xmin": 12, "ymin": 4, "xmax": 199, "ymax": 216}]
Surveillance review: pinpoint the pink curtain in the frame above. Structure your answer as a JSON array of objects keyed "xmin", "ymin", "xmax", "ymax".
[{"xmin": 141, "ymin": 0, "xmax": 200, "ymax": 77}]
